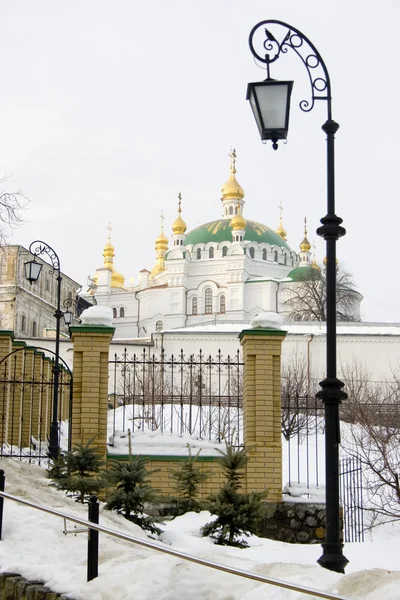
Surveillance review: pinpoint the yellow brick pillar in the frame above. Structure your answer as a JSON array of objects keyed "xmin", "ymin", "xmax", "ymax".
[
  {"xmin": 0, "ymin": 331, "xmax": 14, "ymax": 445},
  {"xmin": 20, "ymin": 347, "xmax": 35, "ymax": 447},
  {"xmin": 30, "ymin": 351, "xmax": 44, "ymax": 445},
  {"xmin": 41, "ymin": 357, "xmax": 52, "ymax": 443},
  {"xmin": 70, "ymin": 324, "xmax": 114, "ymax": 459},
  {"xmin": 239, "ymin": 325, "xmax": 287, "ymax": 502},
  {"xmin": 8, "ymin": 341, "xmax": 26, "ymax": 446}
]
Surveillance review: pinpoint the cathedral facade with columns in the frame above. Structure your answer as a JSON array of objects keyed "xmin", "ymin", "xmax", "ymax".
[{"xmin": 86, "ymin": 153, "xmax": 361, "ymax": 339}]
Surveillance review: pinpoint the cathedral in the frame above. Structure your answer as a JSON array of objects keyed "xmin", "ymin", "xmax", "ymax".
[{"xmin": 86, "ymin": 152, "xmax": 360, "ymax": 338}]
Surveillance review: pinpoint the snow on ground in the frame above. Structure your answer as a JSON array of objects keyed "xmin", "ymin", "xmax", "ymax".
[{"xmin": 0, "ymin": 459, "xmax": 399, "ymax": 599}]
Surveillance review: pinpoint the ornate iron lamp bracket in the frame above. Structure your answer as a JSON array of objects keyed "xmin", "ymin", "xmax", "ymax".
[
  {"xmin": 249, "ymin": 19, "xmax": 332, "ymax": 119},
  {"xmin": 28, "ymin": 240, "xmax": 61, "ymax": 276}
]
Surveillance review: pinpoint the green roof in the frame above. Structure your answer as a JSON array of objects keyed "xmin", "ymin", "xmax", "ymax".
[
  {"xmin": 185, "ymin": 219, "xmax": 291, "ymax": 249},
  {"xmin": 287, "ymin": 266, "xmax": 321, "ymax": 282}
]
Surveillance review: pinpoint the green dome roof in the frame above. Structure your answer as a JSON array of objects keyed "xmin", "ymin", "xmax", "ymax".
[
  {"xmin": 185, "ymin": 219, "xmax": 291, "ymax": 249},
  {"xmin": 287, "ymin": 266, "xmax": 321, "ymax": 282}
]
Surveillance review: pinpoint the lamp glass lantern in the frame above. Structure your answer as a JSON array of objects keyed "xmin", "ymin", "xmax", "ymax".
[
  {"xmin": 63, "ymin": 309, "xmax": 73, "ymax": 326},
  {"xmin": 24, "ymin": 258, "xmax": 42, "ymax": 284},
  {"xmin": 246, "ymin": 79, "xmax": 293, "ymax": 146}
]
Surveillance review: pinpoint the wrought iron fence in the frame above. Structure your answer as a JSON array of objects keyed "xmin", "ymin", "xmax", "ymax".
[
  {"xmin": 108, "ymin": 348, "xmax": 243, "ymax": 446},
  {"xmin": 0, "ymin": 346, "xmax": 72, "ymax": 464},
  {"xmin": 339, "ymin": 456, "xmax": 364, "ymax": 543}
]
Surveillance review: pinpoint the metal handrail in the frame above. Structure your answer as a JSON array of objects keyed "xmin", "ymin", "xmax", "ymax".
[{"xmin": 0, "ymin": 489, "xmax": 353, "ymax": 600}]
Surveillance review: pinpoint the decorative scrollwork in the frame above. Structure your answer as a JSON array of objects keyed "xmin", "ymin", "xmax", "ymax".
[
  {"xmin": 28, "ymin": 240, "xmax": 61, "ymax": 275},
  {"xmin": 248, "ymin": 19, "xmax": 332, "ymax": 118}
]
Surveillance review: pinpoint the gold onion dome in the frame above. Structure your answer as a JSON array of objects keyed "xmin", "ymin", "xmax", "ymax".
[
  {"xmin": 156, "ymin": 227, "xmax": 168, "ymax": 249},
  {"xmin": 276, "ymin": 202, "xmax": 287, "ymax": 241},
  {"xmin": 230, "ymin": 212, "xmax": 246, "ymax": 230},
  {"xmin": 300, "ymin": 217, "xmax": 312, "ymax": 252},
  {"xmin": 323, "ymin": 256, "xmax": 339, "ymax": 266},
  {"xmin": 221, "ymin": 148, "xmax": 244, "ymax": 200},
  {"xmin": 172, "ymin": 193, "xmax": 187, "ymax": 235},
  {"xmin": 276, "ymin": 218, "xmax": 287, "ymax": 241},
  {"xmin": 103, "ymin": 225, "xmax": 125, "ymax": 288}
]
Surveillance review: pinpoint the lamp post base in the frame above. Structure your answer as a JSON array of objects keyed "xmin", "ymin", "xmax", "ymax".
[
  {"xmin": 48, "ymin": 422, "xmax": 60, "ymax": 460},
  {"xmin": 318, "ymin": 543, "xmax": 349, "ymax": 574}
]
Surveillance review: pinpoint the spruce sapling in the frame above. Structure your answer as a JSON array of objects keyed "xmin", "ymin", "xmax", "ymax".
[
  {"xmin": 103, "ymin": 430, "xmax": 162, "ymax": 535},
  {"xmin": 201, "ymin": 443, "xmax": 267, "ymax": 547},
  {"xmin": 169, "ymin": 444, "xmax": 208, "ymax": 514}
]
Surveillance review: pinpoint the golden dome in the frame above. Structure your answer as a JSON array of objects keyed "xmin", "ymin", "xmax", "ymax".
[
  {"xmin": 230, "ymin": 212, "xmax": 246, "ymax": 231},
  {"xmin": 323, "ymin": 256, "xmax": 339, "ymax": 266},
  {"xmin": 221, "ymin": 148, "xmax": 244, "ymax": 201},
  {"xmin": 103, "ymin": 225, "xmax": 125, "ymax": 288},
  {"xmin": 300, "ymin": 217, "xmax": 311, "ymax": 252},
  {"xmin": 276, "ymin": 218, "xmax": 287, "ymax": 241},
  {"xmin": 111, "ymin": 270, "xmax": 125, "ymax": 288},
  {"xmin": 151, "ymin": 215, "xmax": 169, "ymax": 278},
  {"xmin": 172, "ymin": 193, "xmax": 187, "ymax": 235}
]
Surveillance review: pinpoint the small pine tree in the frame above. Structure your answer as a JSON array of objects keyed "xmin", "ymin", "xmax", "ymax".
[
  {"xmin": 201, "ymin": 444, "xmax": 267, "ymax": 548},
  {"xmin": 169, "ymin": 444, "xmax": 208, "ymax": 514},
  {"xmin": 102, "ymin": 430, "xmax": 162, "ymax": 535},
  {"xmin": 50, "ymin": 440, "xmax": 103, "ymax": 503}
]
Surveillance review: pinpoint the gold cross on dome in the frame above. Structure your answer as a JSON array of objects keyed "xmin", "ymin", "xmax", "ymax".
[
  {"xmin": 107, "ymin": 222, "xmax": 112, "ymax": 240},
  {"xmin": 229, "ymin": 147, "xmax": 237, "ymax": 172},
  {"xmin": 278, "ymin": 201, "xmax": 284, "ymax": 219},
  {"xmin": 160, "ymin": 210, "xmax": 165, "ymax": 231},
  {"xmin": 178, "ymin": 192, "xmax": 182, "ymax": 212}
]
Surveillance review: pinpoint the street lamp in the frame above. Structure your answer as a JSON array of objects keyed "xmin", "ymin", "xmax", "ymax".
[
  {"xmin": 24, "ymin": 240, "xmax": 63, "ymax": 460},
  {"xmin": 63, "ymin": 297, "xmax": 80, "ymax": 326},
  {"xmin": 247, "ymin": 21, "xmax": 348, "ymax": 574}
]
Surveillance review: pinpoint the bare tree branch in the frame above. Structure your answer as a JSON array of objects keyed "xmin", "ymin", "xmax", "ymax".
[
  {"xmin": 0, "ymin": 175, "xmax": 30, "ymax": 245},
  {"xmin": 283, "ymin": 263, "xmax": 362, "ymax": 322}
]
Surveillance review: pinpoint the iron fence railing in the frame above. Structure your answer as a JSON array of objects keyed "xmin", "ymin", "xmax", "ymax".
[
  {"xmin": 108, "ymin": 348, "xmax": 243, "ymax": 446},
  {"xmin": 0, "ymin": 470, "xmax": 353, "ymax": 599},
  {"xmin": 0, "ymin": 347, "xmax": 72, "ymax": 464}
]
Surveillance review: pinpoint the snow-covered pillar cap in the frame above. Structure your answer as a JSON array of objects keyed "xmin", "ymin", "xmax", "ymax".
[{"xmin": 76, "ymin": 306, "xmax": 114, "ymax": 328}]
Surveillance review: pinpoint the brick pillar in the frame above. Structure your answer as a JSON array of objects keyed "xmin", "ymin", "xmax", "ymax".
[
  {"xmin": 31, "ymin": 351, "xmax": 44, "ymax": 445},
  {"xmin": 239, "ymin": 326, "xmax": 286, "ymax": 502},
  {"xmin": 0, "ymin": 331, "xmax": 14, "ymax": 445},
  {"xmin": 41, "ymin": 358, "xmax": 52, "ymax": 443},
  {"xmin": 20, "ymin": 347, "xmax": 35, "ymax": 447},
  {"xmin": 70, "ymin": 325, "xmax": 114, "ymax": 459},
  {"xmin": 8, "ymin": 342, "xmax": 26, "ymax": 446}
]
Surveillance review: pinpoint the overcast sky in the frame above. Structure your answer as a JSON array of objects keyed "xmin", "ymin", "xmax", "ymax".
[{"xmin": 1, "ymin": 0, "xmax": 399, "ymax": 322}]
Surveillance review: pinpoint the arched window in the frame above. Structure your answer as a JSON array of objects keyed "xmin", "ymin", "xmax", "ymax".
[
  {"xmin": 262, "ymin": 248, "xmax": 267, "ymax": 261},
  {"xmin": 32, "ymin": 321, "xmax": 37, "ymax": 337},
  {"xmin": 21, "ymin": 315, "xmax": 26, "ymax": 332},
  {"xmin": 120, "ymin": 307, "xmax": 125, "ymax": 318},
  {"xmin": 112, "ymin": 307, "xmax": 117, "ymax": 319},
  {"xmin": 209, "ymin": 247, "xmax": 214, "ymax": 259},
  {"xmin": 220, "ymin": 295, "xmax": 226, "ymax": 314},
  {"xmin": 196, "ymin": 248, "xmax": 201, "ymax": 260},
  {"xmin": 274, "ymin": 250, "xmax": 278, "ymax": 262},
  {"xmin": 156, "ymin": 320, "xmax": 163, "ymax": 332},
  {"xmin": 192, "ymin": 297, "xmax": 198, "ymax": 315},
  {"xmin": 249, "ymin": 247, "xmax": 255, "ymax": 259},
  {"xmin": 229, "ymin": 206, "xmax": 233, "ymax": 215},
  {"xmin": 222, "ymin": 246, "xmax": 228, "ymax": 257},
  {"xmin": 205, "ymin": 288, "xmax": 213, "ymax": 314},
  {"xmin": 284, "ymin": 254, "xmax": 287, "ymax": 265}
]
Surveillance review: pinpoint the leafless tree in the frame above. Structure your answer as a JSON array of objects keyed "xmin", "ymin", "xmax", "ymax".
[
  {"xmin": 341, "ymin": 361, "xmax": 400, "ymax": 523},
  {"xmin": 281, "ymin": 352, "xmax": 320, "ymax": 441},
  {"xmin": 283, "ymin": 263, "xmax": 362, "ymax": 322},
  {"xmin": 0, "ymin": 175, "xmax": 30, "ymax": 245}
]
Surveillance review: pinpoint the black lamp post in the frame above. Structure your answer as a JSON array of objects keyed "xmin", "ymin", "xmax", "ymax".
[
  {"xmin": 24, "ymin": 241, "xmax": 63, "ymax": 460},
  {"xmin": 247, "ymin": 21, "xmax": 348, "ymax": 574}
]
